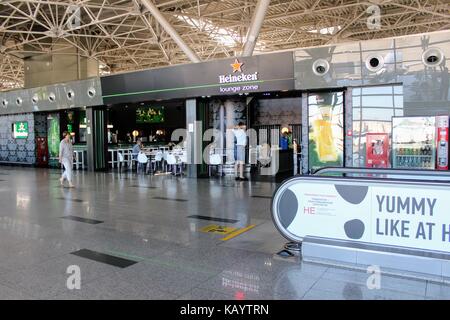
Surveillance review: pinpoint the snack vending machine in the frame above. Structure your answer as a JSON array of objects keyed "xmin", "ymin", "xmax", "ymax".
[
  {"xmin": 366, "ymin": 133, "xmax": 390, "ymax": 168},
  {"xmin": 436, "ymin": 115, "xmax": 449, "ymax": 170},
  {"xmin": 392, "ymin": 116, "xmax": 436, "ymax": 169}
]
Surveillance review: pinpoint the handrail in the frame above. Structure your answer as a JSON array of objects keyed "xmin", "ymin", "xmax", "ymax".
[{"xmin": 313, "ymin": 166, "xmax": 450, "ymax": 177}]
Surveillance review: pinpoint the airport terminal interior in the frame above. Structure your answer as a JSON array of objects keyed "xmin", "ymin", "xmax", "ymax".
[{"xmin": 0, "ymin": 0, "xmax": 450, "ymax": 302}]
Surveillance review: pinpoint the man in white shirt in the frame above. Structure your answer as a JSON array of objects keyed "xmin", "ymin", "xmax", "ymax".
[
  {"xmin": 59, "ymin": 131, "xmax": 74, "ymax": 188},
  {"xmin": 233, "ymin": 122, "xmax": 248, "ymax": 181}
]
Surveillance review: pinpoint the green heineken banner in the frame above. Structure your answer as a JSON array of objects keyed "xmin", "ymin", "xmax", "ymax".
[
  {"xmin": 13, "ymin": 122, "xmax": 29, "ymax": 139},
  {"xmin": 47, "ymin": 115, "xmax": 60, "ymax": 159}
]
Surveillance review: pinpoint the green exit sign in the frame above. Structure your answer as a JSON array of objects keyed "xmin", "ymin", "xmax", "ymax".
[{"xmin": 13, "ymin": 121, "xmax": 29, "ymax": 139}]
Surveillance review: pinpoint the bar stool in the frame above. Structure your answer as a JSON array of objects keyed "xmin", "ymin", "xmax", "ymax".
[
  {"xmin": 108, "ymin": 149, "xmax": 118, "ymax": 168},
  {"xmin": 73, "ymin": 150, "xmax": 82, "ymax": 170}
]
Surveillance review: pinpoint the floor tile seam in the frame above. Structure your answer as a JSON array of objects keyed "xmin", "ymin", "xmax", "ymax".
[{"xmin": 298, "ymin": 267, "xmax": 329, "ymax": 299}]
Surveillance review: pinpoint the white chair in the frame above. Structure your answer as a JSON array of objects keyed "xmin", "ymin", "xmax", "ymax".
[
  {"xmin": 209, "ymin": 153, "xmax": 222, "ymax": 177},
  {"xmin": 137, "ymin": 153, "xmax": 149, "ymax": 174},
  {"xmin": 166, "ymin": 153, "xmax": 180, "ymax": 175},
  {"xmin": 179, "ymin": 152, "xmax": 188, "ymax": 172},
  {"xmin": 257, "ymin": 144, "xmax": 272, "ymax": 167},
  {"xmin": 152, "ymin": 151, "xmax": 163, "ymax": 172},
  {"xmin": 118, "ymin": 152, "xmax": 125, "ymax": 172},
  {"xmin": 163, "ymin": 152, "xmax": 170, "ymax": 172}
]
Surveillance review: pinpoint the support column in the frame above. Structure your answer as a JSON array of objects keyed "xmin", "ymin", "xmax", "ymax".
[
  {"xmin": 242, "ymin": 0, "xmax": 271, "ymax": 57},
  {"xmin": 86, "ymin": 108, "xmax": 95, "ymax": 171},
  {"xmin": 186, "ymin": 99, "xmax": 198, "ymax": 178},
  {"xmin": 86, "ymin": 107, "xmax": 107, "ymax": 171}
]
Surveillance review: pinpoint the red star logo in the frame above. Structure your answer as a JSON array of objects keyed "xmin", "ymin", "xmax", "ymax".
[{"xmin": 230, "ymin": 59, "xmax": 243, "ymax": 73}]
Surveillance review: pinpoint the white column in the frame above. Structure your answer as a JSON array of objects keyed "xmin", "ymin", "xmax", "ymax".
[
  {"xmin": 242, "ymin": 0, "xmax": 271, "ymax": 57},
  {"xmin": 140, "ymin": 0, "xmax": 201, "ymax": 63}
]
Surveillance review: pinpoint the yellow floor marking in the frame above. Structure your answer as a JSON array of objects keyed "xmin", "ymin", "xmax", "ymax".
[
  {"xmin": 220, "ymin": 224, "xmax": 256, "ymax": 241},
  {"xmin": 200, "ymin": 224, "xmax": 237, "ymax": 235}
]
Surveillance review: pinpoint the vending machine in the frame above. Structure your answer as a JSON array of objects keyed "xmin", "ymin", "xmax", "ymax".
[
  {"xmin": 436, "ymin": 115, "xmax": 449, "ymax": 170},
  {"xmin": 36, "ymin": 137, "xmax": 48, "ymax": 167},
  {"xmin": 392, "ymin": 116, "xmax": 436, "ymax": 170},
  {"xmin": 366, "ymin": 133, "xmax": 390, "ymax": 168}
]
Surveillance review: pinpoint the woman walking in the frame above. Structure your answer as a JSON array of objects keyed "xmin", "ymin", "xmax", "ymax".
[{"xmin": 59, "ymin": 131, "xmax": 74, "ymax": 188}]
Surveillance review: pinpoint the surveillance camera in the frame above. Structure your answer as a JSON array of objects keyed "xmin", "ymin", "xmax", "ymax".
[
  {"xmin": 87, "ymin": 87, "xmax": 96, "ymax": 98},
  {"xmin": 67, "ymin": 90, "xmax": 75, "ymax": 100},
  {"xmin": 48, "ymin": 93, "xmax": 56, "ymax": 102},
  {"xmin": 422, "ymin": 48, "xmax": 444, "ymax": 67},
  {"xmin": 312, "ymin": 59, "xmax": 330, "ymax": 76},
  {"xmin": 16, "ymin": 97, "xmax": 22, "ymax": 106},
  {"xmin": 2, "ymin": 99, "xmax": 8, "ymax": 108},
  {"xmin": 365, "ymin": 54, "xmax": 385, "ymax": 73}
]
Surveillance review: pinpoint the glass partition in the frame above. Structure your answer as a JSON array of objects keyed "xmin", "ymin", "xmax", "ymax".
[{"xmin": 352, "ymin": 85, "xmax": 403, "ymax": 167}]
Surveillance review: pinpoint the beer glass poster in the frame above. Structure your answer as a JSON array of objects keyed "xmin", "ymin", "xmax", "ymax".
[{"xmin": 308, "ymin": 92, "xmax": 344, "ymax": 171}]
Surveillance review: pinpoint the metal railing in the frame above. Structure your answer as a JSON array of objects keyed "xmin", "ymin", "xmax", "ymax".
[{"xmin": 313, "ymin": 167, "xmax": 450, "ymax": 182}]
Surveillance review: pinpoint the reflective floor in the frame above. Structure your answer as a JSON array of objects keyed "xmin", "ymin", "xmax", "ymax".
[{"xmin": 0, "ymin": 166, "xmax": 448, "ymax": 300}]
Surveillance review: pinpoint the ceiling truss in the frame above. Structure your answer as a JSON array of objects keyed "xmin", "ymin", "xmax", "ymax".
[{"xmin": 0, "ymin": 0, "xmax": 449, "ymax": 90}]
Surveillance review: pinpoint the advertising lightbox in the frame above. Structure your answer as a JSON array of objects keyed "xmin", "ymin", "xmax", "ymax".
[{"xmin": 13, "ymin": 121, "xmax": 29, "ymax": 139}]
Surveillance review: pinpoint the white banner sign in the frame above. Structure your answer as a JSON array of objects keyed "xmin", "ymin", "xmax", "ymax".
[{"xmin": 274, "ymin": 179, "xmax": 450, "ymax": 253}]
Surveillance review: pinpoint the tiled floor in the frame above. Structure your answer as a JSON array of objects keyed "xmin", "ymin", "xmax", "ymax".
[{"xmin": 0, "ymin": 166, "xmax": 448, "ymax": 300}]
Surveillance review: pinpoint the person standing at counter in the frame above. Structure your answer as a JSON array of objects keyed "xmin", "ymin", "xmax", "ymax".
[
  {"xmin": 132, "ymin": 139, "xmax": 143, "ymax": 160},
  {"xmin": 59, "ymin": 131, "xmax": 74, "ymax": 188},
  {"xmin": 233, "ymin": 122, "xmax": 248, "ymax": 181}
]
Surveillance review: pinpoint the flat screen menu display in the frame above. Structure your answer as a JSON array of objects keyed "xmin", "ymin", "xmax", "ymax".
[{"xmin": 136, "ymin": 106, "xmax": 165, "ymax": 124}]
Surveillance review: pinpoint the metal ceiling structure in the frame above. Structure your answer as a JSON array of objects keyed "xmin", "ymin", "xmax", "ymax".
[{"xmin": 0, "ymin": 0, "xmax": 449, "ymax": 91}]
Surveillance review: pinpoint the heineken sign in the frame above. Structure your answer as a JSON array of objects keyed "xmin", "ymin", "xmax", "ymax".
[
  {"xmin": 13, "ymin": 121, "xmax": 29, "ymax": 139},
  {"xmin": 101, "ymin": 52, "xmax": 295, "ymax": 104},
  {"xmin": 218, "ymin": 71, "xmax": 259, "ymax": 84}
]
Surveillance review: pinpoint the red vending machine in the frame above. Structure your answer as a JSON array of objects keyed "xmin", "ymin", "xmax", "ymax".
[
  {"xmin": 436, "ymin": 115, "xmax": 449, "ymax": 170},
  {"xmin": 366, "ymin": 133, "xmax": 390, "ymax": 168},
  {"xmin": 36, "ymin": 137, "xmax": 49, "ymax": 167}
]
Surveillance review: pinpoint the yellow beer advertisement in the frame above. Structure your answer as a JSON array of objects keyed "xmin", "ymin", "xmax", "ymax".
[{"xmin": 308, "ymin": 92, "xmax": 344, "ymax": 171}]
